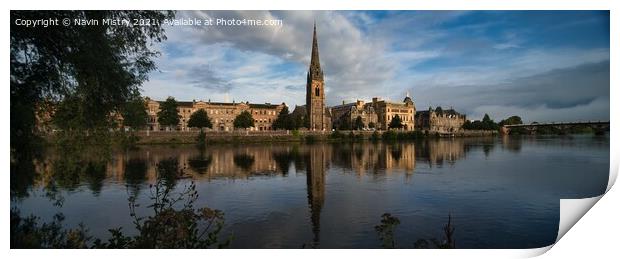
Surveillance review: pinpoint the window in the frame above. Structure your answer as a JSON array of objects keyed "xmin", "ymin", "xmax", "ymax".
[{"xmin": 315, "ymin": 87, "xmax": 320, "ymax": 97}]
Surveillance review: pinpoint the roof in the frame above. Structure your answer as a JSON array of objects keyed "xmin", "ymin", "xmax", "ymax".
[{"xmin": 249, "ymin": 103, "xmax": 281, "ymax": 109}]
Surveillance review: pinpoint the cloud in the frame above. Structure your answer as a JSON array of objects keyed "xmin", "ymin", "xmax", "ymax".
[
  {"xmin": 411, "ymin": 60, "xmax": 610, "ymax": 122},
  {"xmin": 141, "ymin": 11, "xmax": 609, "ymax": 122}
]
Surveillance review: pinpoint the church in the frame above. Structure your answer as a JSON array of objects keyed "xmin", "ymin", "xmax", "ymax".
[{"xmin": 292, "ymin": 23, "xmax": 332, "ymax": 131}]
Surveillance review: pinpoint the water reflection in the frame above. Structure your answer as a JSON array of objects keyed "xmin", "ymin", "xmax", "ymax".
[
  {"xmin": 17, "ymin": 138, "xmax": 500, "ymax": 194},
  {"xmin": 10, "ymin": 135, "xmax": 610, "ymax": 248}
]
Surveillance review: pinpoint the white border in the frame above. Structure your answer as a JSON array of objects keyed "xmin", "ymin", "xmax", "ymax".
[{"xmin": 3, "ymin": 1, "xmax": 618, "ymax": 258}]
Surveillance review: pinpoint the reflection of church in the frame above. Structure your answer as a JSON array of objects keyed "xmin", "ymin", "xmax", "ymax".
[{"xmin": 305, "ymin": 145, "xmax": 328, "ymax": 247}]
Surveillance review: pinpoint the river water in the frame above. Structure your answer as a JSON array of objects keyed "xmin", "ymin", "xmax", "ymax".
[{"xmin": 10, "ymin": 135, "xmax": 609, "ymax": 248}]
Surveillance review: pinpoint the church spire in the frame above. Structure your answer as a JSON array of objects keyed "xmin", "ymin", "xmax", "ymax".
[{"xmin": 308, "ymin": 22, "xmax": 323, "ymax": 81}]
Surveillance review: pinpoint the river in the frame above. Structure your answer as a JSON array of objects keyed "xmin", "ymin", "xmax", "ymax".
[{"xmin": 10, "ymin": 135, "xmax": 609, "ymax": 248}]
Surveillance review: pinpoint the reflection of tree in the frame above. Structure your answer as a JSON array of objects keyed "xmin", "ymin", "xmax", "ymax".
[
  {"xmin": 272, "ymin": 151, "xmax": 293, "ymax": 175},
  {"xmin": 10, "ymin": 157, "xmax": 38, "ymax": 199},
  {"xmin": 156, "ymin": 157, "xmax": 181, "ymax": 189},
  {"xmin": 11, "ymin": 159, "xmax": 231, "ymax": 248},
  {"xmin": 272, "ymin": 145, "xmax": 310, "ymax": 175},
  {"xmin": 124, "ymin": 158, "xmax": 147, "ymax": 195},
  {"xmin": 187, "ymin": 148, "xmax": 212, "ymax": 175},
  {"xmin": 50, "ymin": 151, "xmax": 108, "ymax": 195},
  {"xmin": 390, "ymin": 146, "xmax": 403, "ymax": 163},
  {"xmin": 233, "ymin": 154, "xmax": 255, "ymax": 171}
]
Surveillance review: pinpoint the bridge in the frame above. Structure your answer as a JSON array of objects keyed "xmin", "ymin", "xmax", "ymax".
[{"xmin": 501, "ymin": 121, "xmax": 610, "ymax": 135}]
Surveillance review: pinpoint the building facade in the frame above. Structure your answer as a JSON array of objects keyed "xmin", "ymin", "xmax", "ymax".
[
  {"xmin": 145, "ymin": 97, "xmax": 285, "ymax": 131},
  {"xmin": 330, "ymin": 100, "xmax": 378, "ymax": 130},
  {"xmin": 305, "ymin": 23, "xmax": 331, "ymax": 131},
  {"xmin": 330, "ymin": 95, "xmax": 416, "ymax": 131},
  {"xmin": 370, "ymin": 95, "xmax": 416, "ymax": 130},
  {"xmin": 415, "ymin": 107, "xmax": 466, "ymax": 133}
]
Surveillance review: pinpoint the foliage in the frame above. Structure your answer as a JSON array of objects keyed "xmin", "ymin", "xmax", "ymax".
[
  {"xmin": 414, "ymin": 214, "xmax": 456, "ymax": 249},
  {"xmin": 463, "ymin": 113, "xmax": 500, "ymax": 131},
  {"xmin": 499, "ymin": 115, "xmax": 523, "ymax": 126},
  {"xmin": 374, "ymin": 213, "xmax": 456, "ymax": 249},
  {"xmin": 11, "ymin": 158, "xmax": 230, "ymax": 249},
  {"xmin": 233, "ymin": 111, "xmax": 255, "ymax": 129},
  {"xmin": 11, "ymin": 209, "xmax": 91, "ymax": 248},
  {"xmin": 196, "ymin": 131, "xmax": 207, "ymax": 146},
  {"xmin": 353, "ymin": 116, "xmax": 365, "ymax": 130},
  {"xmin": 188, "ymin": 109, "xmax": 213, "ymax": 130},
  {"xmin": 375, "ymin": 213, "xmax": 400, "ymax": 248},
  {"xmin": 272, "ymin": 106, "xmax": 294, "ymax": 130},
  {"xmin": 233, "ymin": 154, "xmax": 255, "ymax": 171},
  {"xmin": 368, "ymin": 122, "xmax": 376, "ymax": 129},
  {"xmin": 338, "ymin": 118, "xmax": 351, "ymax": 130},
  {"xmin": 122, "ymin": 97, "xmax": 148, "ymax": 130},
  {"xmin": 157, "ymin": 97, "xmax": 180, "ymax": 129},
  {"xmin": 329, "ymin": 130, "xmax": 346, "ymax": 140},
  {"xmin": 371, "ymin": 131, "xmax": 380, "ymax": 142},
  {"xmin": 11, "ymin": 10, "xmax": 174, "ymax": 161},
  {"xmin": 388, "ymin": 115, "xmax": 404, "ymax": 129}
]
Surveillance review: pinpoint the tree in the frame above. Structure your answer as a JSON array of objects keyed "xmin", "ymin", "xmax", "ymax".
[
  {"xmin": 354, "ymin": 116, "xmax": 365, "ymax": 130},
  {"xmin": 233, "ymin": 111, "xmax": 255, "ymax": 129},
  {"xmin": 272, "ymin": 106, "xmax": 292, "ymax": 130},
  {"xmin": 368, "ymin": 122, "xmax": 376, "ymax": 129},
  {"xmin": 388, "ymin": 115, "xmax": 404, "ymax": 129},
  {"xmin": 11, "ymin": 10, "xmax": 174, "ymax": 160},
  {"xmin": 122, "ymin": 98, "xmax": 148, "ymax": 130},
  {"xmin": 499, "ymin": 115, "xmax": 523, "ymax": 126},
  {"xmin": 187, "ymin": 109, "xmax": 212, "ymax": 131},
  {"xmin": 157, "ymin": 97, "xmax": 180, "ymax": 130},
  {"xmin": 482, "ymin": 114, "xmax": 499, "ymax": 130}
]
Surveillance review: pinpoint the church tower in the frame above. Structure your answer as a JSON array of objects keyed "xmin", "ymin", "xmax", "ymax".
[{"xmin": 306, "ymin": 23, "xmax": 327, "ymax": 131}]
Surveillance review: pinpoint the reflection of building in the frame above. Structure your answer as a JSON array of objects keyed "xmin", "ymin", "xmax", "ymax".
[
  {"xmin": 145, "ymin": 98, "xmax": 285, "ymax": 131},
  {"xmin": 331, "ymin": 143, "xmax": 416, "ymax": 176},
  {"xmin": 415, "ymin": 107, "xmax": 466, "ymax": 133},
  {"xmin": 416, "ymin": 139, "xmax": 466, "ymax": 166},
  {"xmin": 293, "ymin": 23, "xmax": 332, "ymax": 131},
  {"xmin": 306, "ymin": 145, "xmax": 327, "ymax": 247}
]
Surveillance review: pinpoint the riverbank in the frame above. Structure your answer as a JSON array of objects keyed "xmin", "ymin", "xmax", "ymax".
[{"xmin": 131, "ymin": 130, "xmax": 498, "ymax": 145}]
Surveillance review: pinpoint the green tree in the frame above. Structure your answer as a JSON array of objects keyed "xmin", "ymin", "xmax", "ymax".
[
  {"xmin": 187, "ymin": 109, "xmax": 213, "ymax": 131},
  {"xmin": 354, "ymin": 116, "xmax": 365, "ymax": 130},
  {"xmin": 11, "ymin": 10, "xmax": 174, "ymax": 161},
  {"xmin": 122, "ymin": 97, "xmax": 148, "ymax": 130},
  {"xmin": 388, "ymin": 115, "xmax": 404, "ymax": 129},
  {"xmin": 157, "ymin": 97, "xmax": 180, "ymax": 130},
  {"xmin": 482, "ymin": 114, "xmax": 499, "ymax": 130},
  {"xmin": 368, "ymin": 122, "xmax": 376, "ymax": 129},
  {"xmin": 499, "ymin": 115, "xmax": 523, "ymax": 126},
  {"xmin": 375, "ymin": 213, "xmax": 400, "ymax": 248},
  {"xmin": 272, "ymin": 106, "xmax": 292, "ymax": 130},
  {"xmin": 233, "ymin": 111, "xmax": 255, "ymax": 129}
]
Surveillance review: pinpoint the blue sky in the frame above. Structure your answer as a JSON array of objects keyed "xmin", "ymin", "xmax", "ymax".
[{"xmin": 142, "ymin": 11, "xmax": 609, "ymax": 122}]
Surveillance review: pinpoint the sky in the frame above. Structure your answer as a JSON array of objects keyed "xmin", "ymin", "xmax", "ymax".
[{"xmin": 142, "ymin": 11, "xmax": 610, "ymax": 123}]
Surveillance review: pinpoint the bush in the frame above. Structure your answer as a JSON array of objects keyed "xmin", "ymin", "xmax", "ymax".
[
  {"xmin": 305, "ymin": 135, "xmax": 316, "ymax": 143},
  {"xmin": 382, "ymin": 130, "xmax": 398, "ymax": 141},
  {"xmin": 371, "ymin": 131, "xmax": 380, "ymax": 142},
  {"xmin": 196, "ymin": 131, "xmax": 207, "ymax": 146},
  {"xmin": 329, "ymin": 130, "xmax": 345, "ymax": 140}
]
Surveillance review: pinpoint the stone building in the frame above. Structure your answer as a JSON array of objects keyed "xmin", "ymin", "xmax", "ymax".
[
  {"xmin": 370, "ymin": 95, "xmax": 416, "ymax": 130},
  {"xmin": 298, "ymin": 23, "xmax": 331, "ymax": 131},
  {"xmin": 330, "ymin": 100, "xmax": 378, "ymax": 130},
  {"xmin": 330, "ymin": 95, "xmax": 416, "ymax": 131},
  {"xmin": 145, "ymin": 97, "xmax": 285, "ymax": 131},
  {"xmin": 415, "ymin": 106, "xmax": 466, "ymax": 133}
]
